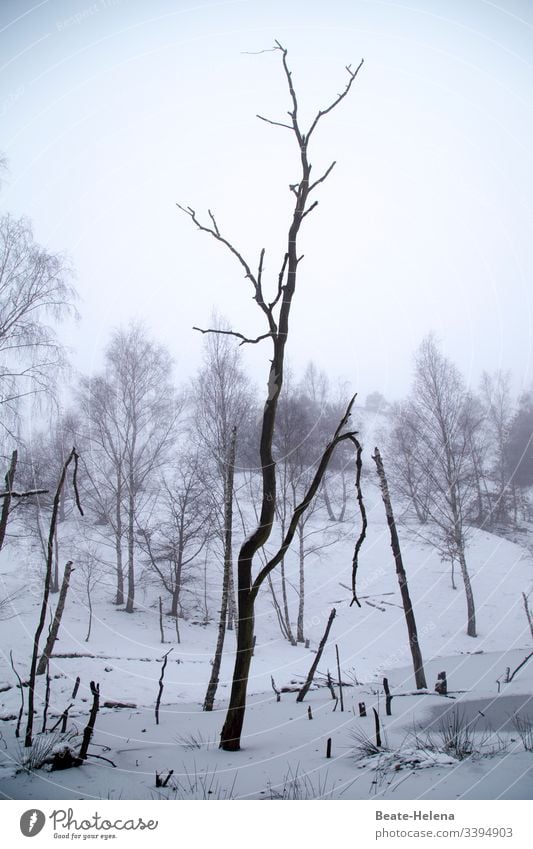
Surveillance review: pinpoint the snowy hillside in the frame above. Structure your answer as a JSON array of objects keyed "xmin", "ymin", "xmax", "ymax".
[{"xmin": 1, "ymin": 448, "xmax": 532, "ymax": 800}]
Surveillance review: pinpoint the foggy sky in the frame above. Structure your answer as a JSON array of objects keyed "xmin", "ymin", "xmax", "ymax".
[{"xmin": 2, "ymin": 0, "xmax": 533, "ymax": 403}]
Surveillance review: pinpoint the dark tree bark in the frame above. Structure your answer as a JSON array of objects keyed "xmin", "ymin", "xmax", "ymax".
[
  {"xmin": 297, "ymin": 608, "xmax": 336, "ymax": 703},
  {"xmin": 37, "ymin": 560, "xmax": 74, "ymax": 675},
  {"xmin": 155, "ymin": 648, "xmax": 172, "ymax": 725},
  {"xmin": 372, "ymin": 447, "xmax": 427, "ymax": 689},
  {"xmin": 335, "ymin": 643, "xmax": 344, "ymax": 711},
  {"xmin": 78, "ymin": 681, "xmax": 100, "ymax": 761},
  {"xmin": 25, "ymin": 448, "xmax": 83, "ymax": 748},
  {"xmin": 179, "ymin": 43, "xmax": 363, "ymax": 751},
  {"xmin": 9, "ymin": 650, "xmax": 24, "ymax": 738}
]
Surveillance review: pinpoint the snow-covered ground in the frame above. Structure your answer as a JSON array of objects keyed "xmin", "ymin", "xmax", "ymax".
[{"xmin": 0, "ymin": 474, "xmax": 532, "ymax": 800}]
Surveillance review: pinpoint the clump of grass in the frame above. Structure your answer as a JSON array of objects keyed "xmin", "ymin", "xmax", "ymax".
[
  {"xmin": 15, "ymin": 730, "xmax": 78, "ymax": 773},
  {"xmin": 435, "ymin": 709, "xmax": 475, "ymax": 760},
  {"xmin": 350, "ymin": 726, "xmax": 389, "ymax": 759},
  {"xmin": 175, "ymin": 730, "xmax": 215, "ymax": 751},
  {"xmin": 266, "ymin": 765, "xmax": 339, "ymax": 800},
  {"xmin": 408, "ymin": 709, "xmax": 507, "ymax": 761},
  {"xmin": 152, "ymin": 764, "xmax": 237, "ymax": 800},
  {"xmin": 511, "ymin": 712, "xmax": 533, "ymax": 751}
]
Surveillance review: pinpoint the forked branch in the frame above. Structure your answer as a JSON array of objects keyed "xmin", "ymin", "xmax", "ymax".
[{"xmin": 250, "ymin": 395, "xmax": 363, "ymax": 599}]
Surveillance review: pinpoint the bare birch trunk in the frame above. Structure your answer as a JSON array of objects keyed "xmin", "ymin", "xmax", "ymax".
[
  {"xmin": 204, "ymin": 427, "xmax": 236, "ymax": 710},
  {"xmin": 114, "ymin": 477, "xmax": 124, "ymax": 606},
  {"xmin": 125, "ymin": 471, "xmax": 135, "ymax": 613}
]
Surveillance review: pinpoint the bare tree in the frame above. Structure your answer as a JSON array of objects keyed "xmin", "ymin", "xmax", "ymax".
[
  {"xmin": 79, "ymin": 323, "xmax": 181, "ymax": 612},
  {"xmin": 391, "ymin": 336, "xmax": 479, "ymax": 637},
  {"xmin": 139, "ymin": 453, "xmax": 211, "ymax": 634},
  {"xmin": 192, "ymin": 323, "xmax": 255, "ymax": 630},
  {"xmin": 480, "ymin": 370, "xmax": 515, "ymax": 524},
  {"xmin": 178, "ymin": 42, "xmax": 364, "ymax": 750},
  {"xmin": 0, "ymin": 213, "xmax": 76, "ymax": 443}
]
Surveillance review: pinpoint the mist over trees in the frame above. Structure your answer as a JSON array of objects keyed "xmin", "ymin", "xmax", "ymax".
[{"xmin": 1, "ymin": 33, "xmax": 532, "ymax": 776}]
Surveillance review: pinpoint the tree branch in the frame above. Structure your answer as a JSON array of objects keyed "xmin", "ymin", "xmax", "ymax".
[
  {"xmin": 250, "ymin": 395, "xmax": 359, "ymax": 599},
  {"xmin": 192, "ymin": 326, "xmax": 274, "ymax": 346},
  {"xmin": 306, "ymin": 59, "xmax": 364, "ymax": 140}
]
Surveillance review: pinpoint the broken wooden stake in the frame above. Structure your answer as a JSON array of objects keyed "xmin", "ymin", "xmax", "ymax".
[
  {"xmin": 271, "ymin": 676, "xmax": 281, "ymax": 702},
  {"xmin": 155, "ymin": 648, "xmax": 173, "ymax": 725},
  {"xmin": 435, "ymin": 671, "xmax": 448, "ymax": 696},
  {"xmin": 78, "ymin": 681, "xmax": 100, "ymax": 761},
  {"xmin": 359, "ymin": 701, "xmax": 366, "ymax": 717},
  {"xmin": 326, "ymin": 737, "xmax": 332, "ymax": 759},
  {"xmin": 383, "ymin": 677, "xmax": 392, "ymax": 716},
  {"xmin": 71, "ymin": 676, "xmax": 80, "ymax": 699},
  {"xmin": 308, "ymin": 705, "xmax": 313, "ymax": 720},
  {"xmin": 335, "ymin": 643, "xmax": 344, "ymax": 712},
  {"xmin": 372, "ymin": 707, "xmax": 382, "ymax": 748}
]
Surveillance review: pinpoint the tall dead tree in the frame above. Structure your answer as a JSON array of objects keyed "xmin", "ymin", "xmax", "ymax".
[
  {"xmin": 178, "ymin": 42, "xmax": 364, "ymax": 751},
  {"xmin": 373, "ymin": 448, "xmax": 427, "ymax": 689}
]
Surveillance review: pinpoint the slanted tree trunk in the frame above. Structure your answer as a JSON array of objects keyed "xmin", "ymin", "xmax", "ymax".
[
  {"xmin": 25, "ymin": 448, "xmax": 82, "ymax": 748},
  {"xmin": 297, "ymin": 608, "xmax": 336, "ymax": 702},
  {"xmin": 37, "ymin": 561, "xmax": 74, "ymax": 675},
  {"xmin": 373, "ymin": 448, "xmax": 427, "ymax": 689},
  {"xmin": 204, "ymin": 427, "xmax": 237, "ymax": 711}
]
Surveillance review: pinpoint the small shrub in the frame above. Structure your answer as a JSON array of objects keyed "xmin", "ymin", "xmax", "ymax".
[
  {"xmin": 266, "ymin": 765, "xmax": 339, "ymax": 800},
  {"xmin": 512, "ymin": 713, "xmax": 533, "ymax": 751},
  {"xmin": 15, "ymin": 730, "xmax": 78, "ymax": 773},
  {"xmin": 175, "ymin": 731, "xmax": 214, "ymax": 751}
]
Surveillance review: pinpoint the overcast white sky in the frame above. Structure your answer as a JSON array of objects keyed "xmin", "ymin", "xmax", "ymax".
[{"xmin": 2, "ymin": 0, "xmax": 533, "ymax": 402}]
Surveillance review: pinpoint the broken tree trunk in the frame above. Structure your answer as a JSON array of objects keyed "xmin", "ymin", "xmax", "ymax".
[
  {"xmin": 335, "ymin": 643, "xmax": 344, "ymax": 712},
  {"xmin": 37, "ymin": 561, "xmax": 74, "ymax": 675},
  {"xmin": 25, "ymin": 448, "xmax": 83, "ymax": 748},
  {"xmin": 373, "ymin": 707, "xmax": 382, "ymax": 748},
  {"xmin": 296, "ymin": 608, "xmax": 336, "ymax": 703},
  {"xmin": 78, "ymin": 681, "xmax": 100, "ymax": 761},
  {"xmin": 372, "ymin": 448, "xmax": 427, "ymax": 689},
  {"xmin": 155, "ymin": 648, "xmax": 172, "ymax": 725}
]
